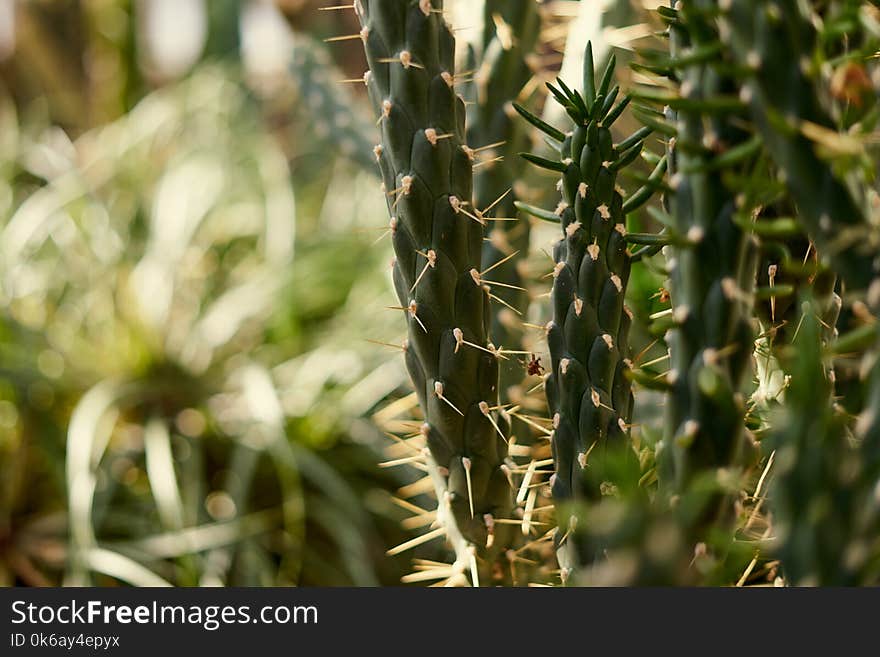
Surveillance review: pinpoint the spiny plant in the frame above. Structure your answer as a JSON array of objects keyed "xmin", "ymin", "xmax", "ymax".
[
  {"xmin": 750, "ymin": 211, "xmax": 840, "ymax": 415},
  {"xmin": 767, "ymin": 296, "xmax": 880, "ymax": 585},
  {"xmin": 721, "ymin": 0, "xmax": 880, "ymax": 301},
  {"xmin": 637, "ymin": 3, "xmax": 760, "ymax": 553},
  {"xmin": 285, "ymin": 34, "xmax": 377, "ymax": 172},
  {"xmin": 352, "ymin": 0, "xmax": 518, "ymax": 584},
  {"xmin": 341, "ymin": 0, "xmax": 880, "ymax": 587},
  {"xmin": 466, "ymin": 0, "xmax": 542, "ymax": 403},
  {"xmin": 719, "ymin": 0, "xmax": 880, "ymax": 584},
  {"xmin": 515, "ymin": 43, "xmax": 665, "ymax": 577}
]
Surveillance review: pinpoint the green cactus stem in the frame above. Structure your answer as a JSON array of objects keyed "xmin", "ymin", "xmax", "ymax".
[
  {"xmin": 720, "ymin": 0, "xmax": 880, "ymax": 584},
  {"xmin": 648, "ymin": 2, "xmax": 759, "ymax": 527},
  {"xmin": 721, "ymin": 0, "xmax": 880, "ymax": 305},
  {"xmin": 516, "ymin": 42, "xmax": 662, "ymax": 577},
  {"xmin": 769, "ymin": 297, "xmax": 879, "ymax": 585},
  {"xmin": 354, "ymin": 0, "xmax": 513, "ymax": 578},
  {"xmin": 467, "ymin": 0, "xmax": 541, "ymax": 404}
]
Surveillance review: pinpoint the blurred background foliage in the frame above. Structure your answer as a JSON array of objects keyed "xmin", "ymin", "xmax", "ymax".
[
  {"xmin": 0, "ymin": 0, "xmax": 665, "ymax": 586},
  {"xmin": 0, "ymin": 0, "xmax": 420, "ymax": 587}
]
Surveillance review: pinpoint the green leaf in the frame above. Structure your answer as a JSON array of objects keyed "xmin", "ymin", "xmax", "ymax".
[
  {"xmin": 625, "ymin": 232, "xmax": 672, "ymax": 245},
  {"xmin": 584, "ymin": 42, "xmax": 596, "ymax": 103},
  {"xmin": 513, "ymin": 201, "xmax": 561, "ymax": 223},
  {"xmin": 603, "ymin": 94, "xmax": 632, "ymax": 126},
  {"xmin": 597, "ymin": 53, "xmax": 617, "ymax": 99},
  {"xmin": 623, "ymin": 155, "xmax": 669, "ymax": 215},
  {"xmin": 519, "ymin": 152, "xmax": 568, "ymax": 172},
  {"xmin": 616, "ymin": 126, "xmax": 653, "ymax": 153},
  {"xmin": 512, "ymin": 103, "xmax": 566, "ymax": 142}
]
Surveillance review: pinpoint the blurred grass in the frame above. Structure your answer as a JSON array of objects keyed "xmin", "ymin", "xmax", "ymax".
[{"xmin": 0, "ymin": 1, "xmax": 418, "ymax": 587}]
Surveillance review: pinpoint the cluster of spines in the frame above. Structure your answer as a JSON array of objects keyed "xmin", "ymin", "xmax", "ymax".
[{"xmin": 354, "ymin": 0, "xmax": 514, "ymax": 565}]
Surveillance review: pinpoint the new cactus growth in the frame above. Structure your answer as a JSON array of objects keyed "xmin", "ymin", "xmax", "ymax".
[
  {"xmin": 516, "ymin": 43, "xmax": 659, "ymax": 574},
  {"xmin": 354, "ymin": 0, "xmax": 513, "ymax": 575}
]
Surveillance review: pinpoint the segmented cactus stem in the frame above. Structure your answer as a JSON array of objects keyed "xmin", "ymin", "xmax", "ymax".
[
  {"xmin": 354, "ymin": 0, "xmax": 513, "ymax": 580},
  {"xmin": 721, "ymin": 0, "xmax": 880, "ymax": 584},
  {"xmin": 655, "ymin": 1, "xmax": 759, "ymax": 524},
  {"xmin": 769, "ymin": 296, "xmax": 879, "ymax": 585},
  {"xmin": 517, "ymin": 43, "xmax": 657, "ymax": 576},
  {"xmin": 721, "ymin": 0, "xmax": 880, "ymax": 302}
]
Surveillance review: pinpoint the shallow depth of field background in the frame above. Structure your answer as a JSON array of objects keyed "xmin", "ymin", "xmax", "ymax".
[{"xmin": 0, "ymin": 0, "xmax": 659, "ymax": 586}]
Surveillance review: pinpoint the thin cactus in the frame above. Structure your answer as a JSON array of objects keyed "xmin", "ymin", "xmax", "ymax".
[
  {"xmin": 288, "ymin": 34, "xmax": 377, "ymax": 171},
  {"xmin": 769, "ymin": 296, "xmax": 879, "ymax": 585},
  {"xmin": 467, "ymin": 0, "xmax": 541, "ymax": 403},
  {"xmin": 639, "ymin": 2, "xmax": 760, "ymax": 537},
  {"xmin": 720, "ymin": 0, "xmax": 880, "ymax": 437},
  {"xmin": 720, "ymin": 0, "xmax": 880, "ymax": 585},
  {"xmin": 720, "ymin": 0, "xmax": 880, "ymax": 306},
  {"xmin": 353, "ymin": 0, "xmax": 514, "ymax": 582},
  {"xmin": 516, "ymin": 43, "xmax": 663, "ymax": 577}
]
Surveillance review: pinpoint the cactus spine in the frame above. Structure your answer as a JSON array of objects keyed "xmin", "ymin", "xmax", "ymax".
[
  {"xmin": 468, "ymin": 0, "xmax": 541, "ymax": 403},
  {"xmin": 516, "ymin": 44, "xmax": 658, "ymax": 576},
  {"xmin": 355, "ymin": 0, "xmax": 512, "ymax": 578}
]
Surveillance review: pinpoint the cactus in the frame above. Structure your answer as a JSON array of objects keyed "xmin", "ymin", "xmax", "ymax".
[
  {"xmin": 353, "ymin": 0, "xmax": 513, "ymax": 579},
  {"xmin": 720, "ymin": 0, "xmax": 880, "ymax": 428},
  {"xmin": 769, "ymin": 296, "xmax": 880, "ymax": 585},
  {"xmin": 467, "ymin": 0, "xmax": 541, "ymax": 403},
  {"xmin": 751, "ymin": 205, "xmax": 841, "ymax": 413},
  {"xmin": 348, "ymin": 0, "xmax": 880, "ymax": 585},
  {"xmin": 515, "ymin": 43, "xmax": 663, "ymax": 575},
  {"xmin": 721, "ymin": 0, "xmax": 880, "ymax": 585},
  {"xmin": 287, "ymin": 34, "xmax": 378, "ymax": 172},
  {"xmin": 636, "ymin": 2, "xmax": 760, "ymax": 539},
  {"xmin": 721, "ymin": 1, "xmax": 880, "ymax": 302}
]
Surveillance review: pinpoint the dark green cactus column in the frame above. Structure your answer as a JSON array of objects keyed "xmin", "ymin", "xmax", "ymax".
[
  {"xmin": 651, "ymin": 2, "xmax": 758, "ymax": 523},
  {"xmin": 516, "ymin": 44, "xmax": 657, "ymax": 575},
  {"xmin": 355, "ymin": 0, "xmax": 512, "ymax": 556},
  {"xmin": 468, "ymin": 0, "xmax": 541, "ymax": 403}
]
